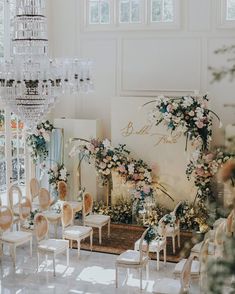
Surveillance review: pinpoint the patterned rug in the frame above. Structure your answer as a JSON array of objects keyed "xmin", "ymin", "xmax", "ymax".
[{"xmin": 72, "ymin": 223, "xmax": 193, "ymax": 263}]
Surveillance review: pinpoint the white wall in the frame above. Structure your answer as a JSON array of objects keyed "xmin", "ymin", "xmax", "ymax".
[{"xmin": 46, "ymin": 0, "xmax": 235, "ymax": 143}]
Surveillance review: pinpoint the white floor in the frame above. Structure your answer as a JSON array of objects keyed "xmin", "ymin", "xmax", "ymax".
[{"xmin": 0, "ymin": 242, "xmax": 200, "ymax": 294}]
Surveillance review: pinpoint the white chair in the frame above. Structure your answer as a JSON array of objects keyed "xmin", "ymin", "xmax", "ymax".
[
  {"xmin": 30, "ymin": 178, "xmax": 40, "ymax": 210},
  {"xmin": 135, "ymin": 221, "xmax": 167, "ymax": 271},
  {"xmin": 164, "ymin": 201, "xmax": 182, "ymax": 254},
  {"xmin": 0, "ymin": 205, "xmax": 32, "ymax": 267},
  {"xmin": 34, "ymin": 213, "xmax": 69, "ymax": 276},
  {"xmin": 153, "ymin": 256, "xmax": 193, "ymax": 294},
  {"xmin": 61, "ymin": 201, "xmax": 93, "ymax": 257},
  {"xmin": 8, "ymin": 184, "xmax": 23, "ymax": 230},
  {"xmin": 116, "ymin": 228, "xmax": 149, "ymax": 290},
  {"xmin": 83, "ymin": 193, "xmax": 110, "ymax": 244},
  {"xmin": 58, "ymin": 181, "xmax": 82, "ymax": 214},
  {"xmin": 39, "ymin": 188, "xmax": 61, "ymax": 238}
]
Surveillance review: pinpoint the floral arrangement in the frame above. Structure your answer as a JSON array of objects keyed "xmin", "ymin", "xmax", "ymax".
[
  {"xmin": 93, "ymin": 199, "xmax": 133, "ymax": 224},
  {"xmin": 69, "ymin": 138, "xmax": 173, "ymax": 201},
  {"xmin": 51, "ymin": 200, "xmax": 64, "ymax": 214},
  {"xmin": 146, "ymin": 94, "xmax": 219, "ymax": 151},
  {"xmin": 48, "ymin": 163, "xmax": 69, "ymax": 190},
  {"xmin": 27, "ymin": 120, "xmax": 54, "ymax": 162},
  {"xmin": 186, "ymin": 148, "xmax": 234, "ymax": 202},
  {"xmin": 161, "ymin": 213, "xmax": 176, "ymax": 227},
  {"xmin": 176, "ymin": 201, "xmax": 210, "ymax": 232},
  {"xmin": 22, "ymin": 209, "xmax": 40, "ymax": 230}
]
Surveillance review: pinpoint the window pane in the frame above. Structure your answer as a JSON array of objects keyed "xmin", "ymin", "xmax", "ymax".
[
  {"xmin": 0, "ymin": 161, "xmax": 6, "ymax": 191},
  {"xmin": 227, "ymin": 0, "xmax": 235, "ymax": 20},
  {"xmin": 151, "ymin": 0, "xmax": 174, "ymax": 22},
  {"xmin": 120, "ymin": 0, "xmax": 130, "ymax": 23},
  {"xmin": 100, "ymin": 0, "xmax": 110, "ymax": 24},
  {"xmin": 151, "ymin": 0, "xmax": 162, "ymax": 22},
  {"xmin": 131, "ymin": 0, "xmax": 141, "ymax": 23},
  {"xmin": 0, "ymin": 0, "xmax": 4, "ymax": 57},
  {"xmin": 0, "ymin": 135, "xmax": 5, "ymax": 160},
  {"xmin": 89, "ymin": 1, "xmax": 99, "ymax": 24},
  {"xmin": 163, "ymin": 0, "xmax": 173, "ymax": 21},
  {"xmin": 19, "ymin": 158, "xmax": 25, "ymax": 181}
]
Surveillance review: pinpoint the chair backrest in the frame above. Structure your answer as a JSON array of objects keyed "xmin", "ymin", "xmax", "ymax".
[
  {"xmin": 158, "ymin": 218, "xmax": 167, "ymax": 238},
  {"xmin": 199, "ymin": 239, "xmax": 210, "ymax": 293},
  {"xmin": 61, "ymin": 201, "xmax": 73, "ymax": 229},
  {"xmin": 0, "ymin": 206, "xmax": 13, "ymax": 232},
  {"xmin": 138, "ymin": 228, "xmax": 149, "ymax": 262},
  {"xmin": 226, "ymin": 209, "xmax": 235, "ymax": 236},
  {"xmin": 34, "ymin": 213, "xmax": 49, "ymax": 242},
  {"xmin": 83, "ymin": 193, "xmax": 93, "ymax": 217},
  {"xmin": 180, "ymin": 256, "xmax": 193, "ymax": 293},
  {"xmin": 173, "ymin": 201, "xmax": 183, "ymax": 215},
  {"xmin": 215, "ymin": 220, "xmax": 226, "ymax": 246},
  {"xmin": 38, "ymin": 188, "xmax": 50, "ymax": 211},
  {"xmin": 8, "ymin": 184, "xmax": 22, "ymax": 210},
  {"xmin": 57, "ymin": 181, "xmax": 68, "ymax": 201},
  {"xmin": 30, "ymin": 178, "xmax": 40, "ymax": 200},
  {"xmin": 19, "ymin": 197, "xmax": 32, "ymax": 220}
]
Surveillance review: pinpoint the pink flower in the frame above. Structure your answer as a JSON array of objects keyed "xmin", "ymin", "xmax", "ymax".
[
  {"xmin": 167, "ymin": 104, "xmax": 173, "ymax": 112},
  {"xmin": 134, "ymin": 192, "xmax": 141, "ymax": 199},
  {"xmin": 118, "ymin": 165, "xmax": 126, "ymax": 173},
  {"xmin": 142, "ymin": 185, "xmax": 150, "ymax": 194},
  {"xmin": 204, "ymin": 153, "xmax": 214, "ymax": 163},
  {"xmin": 195, "ymin": 120, "xmax": 204, "ymax": 129},
  {"xmin": 195, "ymin": 167, "xmax": 205, "ymax": 177},
  {"xmin": 133, "ymin": 174, "xmax": 139, "ymax": 180}
]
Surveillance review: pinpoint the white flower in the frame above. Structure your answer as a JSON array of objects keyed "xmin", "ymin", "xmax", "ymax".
[
  {"xmin": 42, "ymin": 131, "xmax": 50, "ymax": 142},
  {"xmin": 182, "ymin": 96, "xmax": 194, "ymax": 108},
  {"xmin": 113, "ymin": 155, "xmax": 118, "ymax": 162},
  {"xmin": 128, "ymin": 164, "xmax": 135, "ymax": 175},
  {"xmin": 102, "ymin": 139, "xmax": 111, "ymax": 149},
  {"xmin": 69, "ymin": 146, "xmax": 78, "ymax": 157},
  {"xmin": 60, "ymin": 168, "xmax": 67, "ymax": 181}
]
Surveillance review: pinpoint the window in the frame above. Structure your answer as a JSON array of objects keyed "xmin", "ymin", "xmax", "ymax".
[
  {"xmin": 0, "ymin": 1, "xmax": 4, "ymax": 57},
  {"xmin": 151, "ymin": 0, "xmax": 174, "ymax": 23},
  {"xmin": 119, "ymin": 0, "xmax": 142, "ymax": 24},
  {"xmin": 88, "ymin": 0, "xmax": 110, "ymax": 24},
  {"xmin": 227, "ymin": 0, "xmax": 235, "ymax": 20},
  {"xmin": 84, "ymin": 0, "xmax": 179, "ymax": 29}
]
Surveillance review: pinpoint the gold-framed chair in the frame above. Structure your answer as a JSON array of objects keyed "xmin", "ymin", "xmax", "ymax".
[
  {"xmin": 30, "ymin": 178, "xmax": 40, "ymax": 210},
  {"xmin": 34, "ymin": 213, "xmax": 69, "ymax": 276},
  {"xmin": 135, "ymin": 220, "xmax": 167, "ymax": 271},
  {"xmin": 38, "ymin": 188, "xmax": 61, "ymax": 238},
  {"xmin": 57, "ymin": 181, "xmax": 82, "ymax": 215},
  {"xmin": 116, "ymin": 228, "xmax": 149, "ymax": 290},
  {"xmin": 8, "ymin": 184, "xmax": 23, "ymax": 230},
  {"xmin": 82, "ymin": 193, "xmax": 110, "ymax": 244},
  {"xmin": 0, "ymin": 205, "xmax": 32, "ymax": 267},
  {"xmin": 153, "ymin": 255, "xmax": 193, "ymax": 294},
  {"xmin": 61, "ymin": 201, "xmax": 93, "ymax": 257}
]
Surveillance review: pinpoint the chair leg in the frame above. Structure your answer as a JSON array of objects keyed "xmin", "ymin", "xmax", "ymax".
[
  {"xmin": 53, "ymin": 254, "xmax": 56, "ymax": 277},
  {"xmin": 54, "ymin": 222, "xmax": 58, "ymax": 239},
  {"xmin": 108, "ymin": 220, "xmax": 110, "ymax": 237},
  {"xmin": 115, "ymin": 266, "xmax": 118, "ymax": 288},
  {"xmin": 146, "ymin": 262, "xmax": 149, "ymax": 281},
  {"xmin": 11, "ymin": 245, "xmax": 16, "ymax": 268},
  {"xmin": 177, "ymin": 230, "xmax": 180, "ymax": 248},
  {"xmin": 164, "ymin": 247, "xmax": 166, "ymax": 265},
  {"xmin": 90, "ymin": 231, "xmax": 93, "ymax": 252},
  {"xmin": 140, "ymin": 268, "xmax": 143, "ymax": 290},
  {"xmin": 37, "ymin": 252, "xmax": 39, "ymax": 272},
  {"xmin": 172, "ymin": 235, "xmax": 176, "ymax": 254},
  {"xmin": 66, "ymin": 248, "xmax": 69, "ymax": 267},
  {"xmin": 77, "ymin": 240, "xmax": 81, "ymax": 257},
  {"xmin": 157, "ymin": 251, "xmax": 160, "ymax": 271},
  {"xmin": 99, "ymin": 227, "xmax": 102, "ymax": 244},
  {"xmin": 30, "ymin": 237, "xmax": 32, "ymax": 257}
]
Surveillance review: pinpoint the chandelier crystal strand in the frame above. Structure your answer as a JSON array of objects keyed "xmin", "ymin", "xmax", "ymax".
[{"xmin": 0, "ymin": 0, "xmax": 93, "ymax": 129}]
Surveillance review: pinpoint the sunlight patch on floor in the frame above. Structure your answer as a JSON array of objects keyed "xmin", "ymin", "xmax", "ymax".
[{"xmin": 77, "ymin": 266, "xmax": 115, "ymax": 285}]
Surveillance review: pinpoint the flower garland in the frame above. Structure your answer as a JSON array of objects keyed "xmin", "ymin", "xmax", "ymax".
[
  {"xmin": 186, "ymin": 149, "xmax": 234, "ymax": 202},
  {"xmin": 48, "ymin": 163, "xmax": 69, "ymax": 190},
  {"xmin": 27, "ymin": 120, "xmax": 54, "ymax": 162},
  {"xmin": 146, "ymin": 94, "xmax": 219, "ymax": 151},
  {"xmin": 69, "ymin": 138, "xmax": 173, "ymax": 201}
]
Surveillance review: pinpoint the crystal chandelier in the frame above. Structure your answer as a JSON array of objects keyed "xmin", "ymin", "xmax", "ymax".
[{"xmin": 0, "ymin": 0, "xmax": 93, "ymax": 129}]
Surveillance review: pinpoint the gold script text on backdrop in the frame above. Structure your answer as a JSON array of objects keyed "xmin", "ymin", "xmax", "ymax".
[{"xmin": 121, "ymin": 121, "xmax": 182, "ymax": 146}]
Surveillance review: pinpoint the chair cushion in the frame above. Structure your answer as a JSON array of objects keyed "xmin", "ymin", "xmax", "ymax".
[
  {"xmin": 134, "ymin": 238, "xmax": 166, "ymax": 252},
  {"xmin": 174, "ymin": 259, "xmax": 200, "ymax": 276},
  {"xmin": 42, "ymin": 211, "xmax": 61, "ymax": 221},
  {"xmin": 152, "ymin": 278, "xmax": 181, "ymax": 294},
  {"xmin": 38, "ymin": 239, "xmax": 69, "ymax": 252},
  {"xmin": 2, "ymin": 231, "xmax": 32, "ymax": 243},
  {"xmin": 63, "ymin": 225, "xmax": 92, "ymax": 239},
  {"xmin": 85, "ymin": 214, "xmax": 110, "ymax": 226},
  {"xmin": 117, "ymin": 250, "xmax": 147, "ymax": 265},
  {"xmin": 191, "ymin": 241, "xmax": 215, "ymax": 256}
]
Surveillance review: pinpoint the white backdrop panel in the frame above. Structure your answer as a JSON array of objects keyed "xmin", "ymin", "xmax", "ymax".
[{"xmin": 111, "ymin": 97, "xmax": 196, "ymax": 209}]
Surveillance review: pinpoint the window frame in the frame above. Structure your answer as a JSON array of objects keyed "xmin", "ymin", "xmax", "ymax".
[
  {"xmin": 218, "ymin": 0, "xmax": 235, "ymax": 28},
  {"xmin": 82, "ymin": 0, "xmax": 180, "ymax": 31}
]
